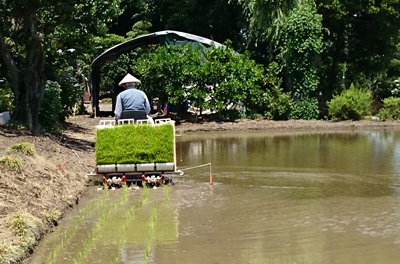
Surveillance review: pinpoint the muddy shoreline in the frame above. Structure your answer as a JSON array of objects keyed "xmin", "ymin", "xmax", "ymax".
[
  {"xmin": 70, "ymin": 114, "xmax": 400, "ymax": 134},
  {"xmin": 174, "ymin": 119, "xmax": 400, "ymax": 133}
]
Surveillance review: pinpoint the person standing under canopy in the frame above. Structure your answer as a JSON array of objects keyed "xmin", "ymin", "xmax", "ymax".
[{"xmin": 114, "ymin": 73, "xmax": 154, "ymax": 124}]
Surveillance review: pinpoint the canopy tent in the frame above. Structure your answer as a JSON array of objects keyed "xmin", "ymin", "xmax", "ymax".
[{"xmin": 89, "ymin": 30, "xmax": 223, "ymax": 115}]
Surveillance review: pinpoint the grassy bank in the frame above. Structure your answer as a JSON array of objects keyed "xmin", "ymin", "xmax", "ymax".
[{"xmin": 0, "ymin": 129, "xmax": 92, "ymax": 264}]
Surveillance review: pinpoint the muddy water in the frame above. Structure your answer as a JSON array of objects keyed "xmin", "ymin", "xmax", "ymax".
[{"xmin": 26, "ymin": 130, "xmax": 400, "ymax": 263}]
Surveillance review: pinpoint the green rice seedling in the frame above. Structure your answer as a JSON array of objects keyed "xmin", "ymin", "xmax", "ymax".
[
  {"xmin": 73, "ymin": 188, "xmax": 129, "ymax": 263},
  {"xmin": 108, "ymin": 183, "xmax": 153, "ymax": 263},
  {"xmin": 142, "ymin": 208, "xmax": 159, "ymax": 264},
  {"xmin": 45, "ymin": 199, "xmax": 100, "ymax": 264},
  {"xmin": 0, "ymin": 156, "xmax": 22, "ymax": 171},
  {"xmin": 6, "ymin": 142, "xmax": 36, "ymax": 156},
  {"xmin": 163, "ymin": 185, "xmax": 170, "ymax": 204},
  {"xmin": 110, "ymin": 251, "xmax": 120, "ymax": 264},
  {"xmin": 95, "ymin": 124, "xmax": 174, "ymax": 165},
  {"xmin": 143, "ymin": 183, "xmax": 150, "ymax": 201},
  {"xmin": 141, "ymin": 184, "xmax": 172, "ymax": 264},
  {"xmin": 73, "ymin": 207, "xmax": 111, "ymax": 262},
  {"xmin": 122, "ymin": 184, "xmax": 129, "ymax": 203}
]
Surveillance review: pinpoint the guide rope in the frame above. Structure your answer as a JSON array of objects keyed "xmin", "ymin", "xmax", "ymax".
[{"xmin": 179, "ymin": 163, "xmax": 213, "ymax": 184}]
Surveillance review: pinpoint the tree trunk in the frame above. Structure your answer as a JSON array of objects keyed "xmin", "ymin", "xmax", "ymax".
[
  {"xmin": 0, "ymin": 15, "xmax": 46, "ymax": 134},
  {"xmin": 0, "ymin": 32, "xmax": 26, "ymax": 121},
  {"xmin": 23, "ymin": 14, "xmax": 46, "ymax": 135},
  {"xmin": 25, "ymin": 32, "xmax": 46, "ymax": 134}
]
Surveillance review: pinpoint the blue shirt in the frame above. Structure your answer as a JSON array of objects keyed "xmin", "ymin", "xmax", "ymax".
[{"xmin": 114, "ymin": 86, "xmax": 151, "ymax": 120}]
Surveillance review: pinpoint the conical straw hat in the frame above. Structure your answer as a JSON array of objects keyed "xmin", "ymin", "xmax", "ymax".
[{"xmin": 118, "ymin": 73, "xmax": 141, "ymax": 86}]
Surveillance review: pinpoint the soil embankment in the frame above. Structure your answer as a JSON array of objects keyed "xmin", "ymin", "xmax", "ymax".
[{"xmin": 1, "ymin": 115, "xmax": 400, "ymax": 263}]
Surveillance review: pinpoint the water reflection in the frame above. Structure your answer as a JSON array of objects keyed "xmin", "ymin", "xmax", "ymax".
[
  {"xmin": 168, "ymin": 130, "xmax": 400, "ymax": 263},
  {"xmin": 177, "ymin": 130, "xmax": 400, "ymax": 177}
]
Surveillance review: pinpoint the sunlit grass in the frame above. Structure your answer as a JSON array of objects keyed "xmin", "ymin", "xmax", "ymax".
[
  {"xmin": 7, "ymin": 211, "xmax": 42, "ymax": 239},
  {"xmin": 0, "ymin": 156, "xmax": 22, "ymax": 171},
  {"xmin": 6, "ymin": 142, "xmax": 36, "ymax": 156},
  {"xmin": 6, "ymin": 211, "xmax": 43, "ymax": 258},
  {"xmin": 0, "ymin": 242, "xmax": 21, "ymax": 264},
  {"xmin": 41, "ymin": 209, "xmax": 61, "ymax": 227}
]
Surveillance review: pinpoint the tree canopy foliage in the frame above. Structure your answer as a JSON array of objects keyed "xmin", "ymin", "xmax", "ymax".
[{"xmin": 0, "ymin": 0, "xmax": 122, "ymax": 133}]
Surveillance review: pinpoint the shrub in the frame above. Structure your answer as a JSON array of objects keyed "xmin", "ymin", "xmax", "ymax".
[
  {"xmin": 0, "ymin": 81, "xmax": 14, "ymax": 113},
  {"xmin": 39, "ymin": 81, "xmax": 63, "ymax": 134},
  {"xmin": 327, "ymin": 83, "xmax": 372, "ymax": 120},
  {"xmin": 96, "ymin": 124, "xmax": 174, "ymax": 165},
  {"xmin": 42, "ymin": 209, "xmax": 61, "ymax": 227},
  {"xmin": 6, "ymin": 142, "xmax": 35, "ymax": 156},
  {"xmin": 377, "ymin": 97, "xmax": 400, "ymax": 120},
  {"xmin": 0, "ymin": 156, "xmax": 22, "ymax": 171},
  {"xmin": 219, "ymin": 109, "xmax": 243, "ymax": 121},
  {"xmin": 289, "ymin": 97, "xmax": 319, "ymax": 120},
  {"xmin": 263, "ymin": 86, "xmax": 292, "ymax": 120},
  {"xmin": 247, "ymin": 112, "xmax": 263, "ymax": 120},
  {"xmin": 0, "ymin": 242, "xmax": 21, "ymax": 264},
  {"xmin": 7, "ymin": 211, "xmax": 43, "ymax": 242}
]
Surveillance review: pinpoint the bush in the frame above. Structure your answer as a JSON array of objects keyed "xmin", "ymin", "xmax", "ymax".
[
  {"xmin": 41, "ymin": 209, "xmax": 61, "ymax": 227},
  {"xmin": 219, "ymin": 109, "xmax": 244, "ymax": 121},
  {"xmin": 289, "ymin": 97, "xmax": 319, "ymax": 120},
  {"xmin": 7, "ymin": 211, "xmax": 43, "ymax": 250},
  {"xmin": 0, "ymin": 81, "xmax": 14, "ymax": 113},
  {"xmin": 263, "ymin": 86, "xmax": 292, "ymax": 120},
  {"xmin": 377, "ymin": 97, "xmax": 400, "ymax": 120},
  {"xmin": 6, "ymin": 142, "xmax": 35, "ymax": 156},
  {"xmin": 96, "ymin": 124, "xmax": 174, "ymax": 165},
  {"xmin": 327, "ymin": 83, "xmax": 372, "ymax": 120},
  {"xmin": 0, "ymin": 156, "xmax": 22, "ymax": 171},
  {"xmin": 0, "ymin": 242, "xmax": 21, "ymax": 264},
  {"xmin": 39, "ymin": 81, "xmax": 63, "ymax": 134}
]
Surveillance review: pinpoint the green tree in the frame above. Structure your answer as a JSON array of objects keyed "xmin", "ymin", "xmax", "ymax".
[
  {"xmin": 134, "ymin": 44, "xmax": 268, "ymax": 119},
  {"xmin": 0, "ymin": 0, "xmax": 122, "ymax": 133},
  {"xmin": 134, "ymin": 45, "xmax": 197, "ymax": 110},
  {"xmin": 280, "ymin": 1, "xmax": 323, "ymax": 119},
  {"xmin": 114, "ymin": 0, "xmax": 247, "ymax": 51},
  {"xmin": 198, "ymin": 46, "xmax": 266, "ymax": 115},
  {"xmin": 237, "ymin": 0, "xmax": 298, "ymax": 38},
  {"xmin": 317, "ymin": 0, "xmax": 400, "ymax": 101},
  {"xmin": 126, "ymin": 21, "xmax": 153, "ymax": 39}
]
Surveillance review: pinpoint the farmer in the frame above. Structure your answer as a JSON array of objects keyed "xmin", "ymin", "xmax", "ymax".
[{"xmin": 114, "ymin": 73, "xmax": 154, "ymax": 124}]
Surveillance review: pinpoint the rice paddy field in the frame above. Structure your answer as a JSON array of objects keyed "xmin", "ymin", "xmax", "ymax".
[{"xmin": 25, "ymin": 184, "xmax": 175, "ymax": 264}]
